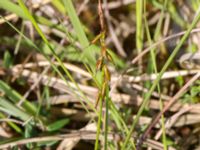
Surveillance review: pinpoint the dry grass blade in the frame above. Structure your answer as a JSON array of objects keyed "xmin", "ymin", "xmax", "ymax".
[
  {"xmin": 113, "ymin": 69, "xmax": 200, "ymax": 82},
  {"xmin": 131, "ymin": 28, "xmax": 200, "ymax": 64},
  {"xmin": 10, "ymin": 68, "xmax": 97, "ymax": 97}
]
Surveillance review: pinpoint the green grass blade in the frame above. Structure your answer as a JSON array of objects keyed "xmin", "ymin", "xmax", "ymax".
[
  {"xmin": 0, "ymin": 0, "xmax": 27, "ymax": 19},
  {"xmin": 62, "ymin": 0, "xmax": 96, "ymax": 68},
  {"xmin": 136, "ymin": 0, "xmax": 143, "ymax": 52},
  {"xmin": 0, "ymin": 80, "xmax": 37, "ymax": 114},
  {"xmin": 18, "ymin": 0, "xmax": 48, "ymax": 44},
  {"xmin": 0, "ymin": 112, "xmax": 22, "ymax": 134},
  {"xmin": 51, "ymin": 0, "xmax": 66, "ymax": 14},
  {"xmin": 167, "ymin": 1, "xmax": 187, "ymax": 28},
  {"xmin": 0, "ymin": 98, "xmax": 32, "ymax": 121},
  {"xmin": 47, "ymin": 118, "xmax": 70, "ymax": 132},
  {"xmin": 0, "ymin": 0, "xmax": 61, "ymax": 30}
]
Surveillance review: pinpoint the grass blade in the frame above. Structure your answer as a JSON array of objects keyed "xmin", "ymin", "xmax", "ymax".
[
  {"xmin": 0, "ymin": 98, "xmax": 32, "ymax": 121},
  {"xmin": 62, "ymin": 0, "xmax": 96, "ymax": 68},
  {"xmin": 0, "ymin": 80, "xmax": 37, "ymax": 114}
]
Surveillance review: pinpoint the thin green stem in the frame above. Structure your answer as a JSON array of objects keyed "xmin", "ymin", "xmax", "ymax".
[
  {"xmin": 95, "ymin": 97, "xmax": 103, "ymax": 150},
  {"xmin": 136, "ymin": 0, "xmax": 143, "ymax": 73},
  {"xmin": 144, "ymin": 0, "xmax": 167, "ymax": 148},
  {"xmin": 104, "ymin": 88, "xmax": 109, "ymax": 150}
]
